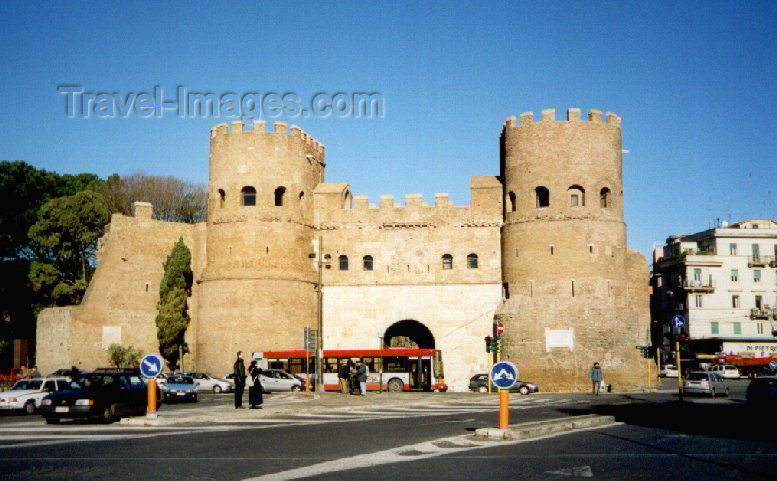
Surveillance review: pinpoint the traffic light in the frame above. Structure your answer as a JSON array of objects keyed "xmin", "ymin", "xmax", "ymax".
[
  {"xmin": 676, "ymin": 332, "xmax": 688, "ymax": 343},
  {"xmin": 496, "ymin": 338, "xmax": 503, "ymax": 353},
  {"xmin": 485, "ymin": 336, "xmax": 492, "ymax": 353}
]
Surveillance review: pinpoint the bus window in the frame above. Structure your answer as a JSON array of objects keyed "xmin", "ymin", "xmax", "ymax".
[
  {"xmin": 383, "ymin": 357, "xmax": 408, "ymax": 373},
  {"xmin": 324, "ymin": 358, "xmax": 339, "ymax": 373}
]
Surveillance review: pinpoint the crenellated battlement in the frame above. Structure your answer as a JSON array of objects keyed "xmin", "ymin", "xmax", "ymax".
[
  {"xmin": 503, "ymin": 108, "xmax": 621, "ymax": 131},
  {"xmin": 210, "ymin": 119, "xmax": 325, "ymax": 154}
]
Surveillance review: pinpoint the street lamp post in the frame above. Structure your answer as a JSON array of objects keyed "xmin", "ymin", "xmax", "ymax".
[{"xmin": 312, "ymin": 236, "xmax": 330, "ymax": 393}]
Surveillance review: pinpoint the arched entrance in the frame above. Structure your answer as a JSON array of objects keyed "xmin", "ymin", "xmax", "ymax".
[{"xmin": 383, "ymin": 319, "xmax": 435, "ymax": 349}]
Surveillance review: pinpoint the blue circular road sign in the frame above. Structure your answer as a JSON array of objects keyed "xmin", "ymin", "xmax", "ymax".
[
  {"xmin": 490, "ymin": 361, "xmax": 519, "ymax": 390},
  {"xmin": 769, "ymin": 361, "xmax": 777, "ymax": 370},
  {"xmin": 671, "ymin": 315, "xmax": 686, "ymax": 329},
  {"xmin": 140, "ymin": 354, "xmax": 164, "ymax": 379}
]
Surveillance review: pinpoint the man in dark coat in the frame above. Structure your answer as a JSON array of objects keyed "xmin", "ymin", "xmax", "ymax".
[
  {"xmin": 233, "ymin": 351, "xmax": 247, "ymax": 408},
  {"xmin": 248, "ymin": 360, "xmax": 263, "ymax": 409}
]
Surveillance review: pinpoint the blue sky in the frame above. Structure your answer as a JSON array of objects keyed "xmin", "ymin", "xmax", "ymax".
[{"xmin": 1, "ymin": 1, "xmax": 775, "ymax": 262}]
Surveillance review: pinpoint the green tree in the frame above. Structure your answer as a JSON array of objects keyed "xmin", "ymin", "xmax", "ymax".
[
  {"xmin": 108, "ymin": 343, "xmax": 143, "ymax": 368},
  {"xmin": 27, "ymin": 190, "xmax": 111, "ymax": 306},
  {"xmin": 155, "ymin": 238, "xmax": 193, "ymax": 369}
]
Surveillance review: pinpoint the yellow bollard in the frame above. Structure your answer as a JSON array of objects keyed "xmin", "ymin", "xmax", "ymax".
[
  {"xmin": 147, "ymin": 378, "xmax": 157, "ymax": 418},
  {"xmin": 499, "ymin": 389, "xmax": 509, "ymax": 429},
  {"xmin": 647, "ymin": 356, "xmax": 651, "ymax": 390},
  {"xmin": 676, "ymin": 341, "xmax": 683, "ymax": 400}
]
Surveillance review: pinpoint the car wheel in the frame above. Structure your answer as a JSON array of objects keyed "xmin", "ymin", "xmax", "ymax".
[
  {"xmin": 387, "ymin": 378, "xmax": 403, "ymax": 393},
  {"xmin": 45, "ymin": 417, "xmax": 60, "ymax": 425},
  {"xmin": 291, "ymin": 385, "xmax": 302, "ymax": 392},
  {"xmin": 478, "ymin": 386, "xmax": 488, "ymax": 393},
  {"xmin": 519, "ymin": 386, "xmax": 530, "ymax": 395},
  {"xmin": 100, "ymin": 407, "xmax": 114, "ymax": 424},
  {"xmin": 192, "ymin": 395, "xmax": 197, "ymax": 403},
  {"xmin": 24, "ymin": 401, "xmax": 36, "ymax": 415},
  {"xmin": 213, "ymin": 385, "xmax": 222, "ymax": 394}
]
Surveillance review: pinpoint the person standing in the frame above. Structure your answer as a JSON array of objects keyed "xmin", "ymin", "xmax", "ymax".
[
  {"xmin": 248, "ymin": 360, "xmax": 263, "ymax": 409},
  {"xmin": 589, "ymin": 362, "xmax": 603, "ymax": 395},
  {"xmin": 29, "ymin": 366, "xmax": 41, "ymax": 379},
  {"xmin": 337, "ymin": 362, "xmax": 350, "ymax": 394},
  {"xmin": 233, "ymin": 351, "xmax": 247, "ymax": 408},
  {"xmin": 357, "ymin": 361, "xmax": 368, "ymax": 396}
]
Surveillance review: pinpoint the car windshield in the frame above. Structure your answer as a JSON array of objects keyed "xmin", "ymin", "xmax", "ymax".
[
  {"xmin": 167, "ymin": 376, "xmax": 193, "ymax": 384},
  {"xmin": 12, "ymin": 380, "xmax": 42, "ymax": 390},
  {"xmin": 69, "ymin": 374, "xmax": 117, "ymax": 389},
  {"xmin": 687, "ymin": 373, "xmax": 708, "ymax": 380}
]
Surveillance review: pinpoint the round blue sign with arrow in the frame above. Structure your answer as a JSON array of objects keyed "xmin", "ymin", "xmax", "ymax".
[
  {"xmin": 140, "ymin": 354, "xmax": 164, "ymax": 379},
  {"xmin": 769, "ymin": 361, "xmax": 777, "ymax": 370},
  {"xmin": 671, "ymin": 315, "xmax": 686, "ymax": 329},
  {"xmin": 490, "ymin": 361, "xmax": 519, "ymax": 390}
]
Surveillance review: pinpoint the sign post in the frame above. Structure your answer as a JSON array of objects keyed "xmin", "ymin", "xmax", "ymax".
[
  {"xmin": 140, "ymin": 354, "xmax": 164, "ymax": 419},
  {"xmin": 490, "ymin": 361, "xmax": 518, "ymax": 429}
]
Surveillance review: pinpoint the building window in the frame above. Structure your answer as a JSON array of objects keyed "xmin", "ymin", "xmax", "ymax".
[
  {"xmin": 588, "ymin": 244, "xmax": 594, "ymax": 254},
  {"xmin": 274, "ymin": 186, "xmax": 286, "ymax": 206},
  {"xmin": 755, "ymin": 295, "xmax": 763, "ymax": 309},
  {"xmin": 695, "ymin": 295, "xmax": 703, "ymax": 308},
  {"xmin": 733, "ymin": 322, "xmax": 742, "ymax": 335},
  {"xmin": 732, "ymin": 295, "xmax": 740, "ymax": 308},
  {"xmin": 731, "ymin": 269, "xmax": 738, "ymax": 282},
  {"xmin": 549, "ymin": 245, "xmax": 555, "ymax": 255},
  {"xmin": 599, "ymin": 187, "xmax": 611, "ymax": 208},
  {"xmin": 467, "ymin": 253, "xmax": 478, "ymax": 269},
  {"xmin": 363, "ymin": 255, "xmax": 373, "ymax": 271},
  {"xmin": 568, "ymin": 185, "xmax": 585, "ymax": 207},
  {"xmin": 729, "ymin": 243, "xmax": 737, "ymax": 255},
  {"xmin": 508, "ymin": 191, "xmax": 516, "ymax": 212},
  {"xmin": 711, "ymin": 322, "xmax": 719, "ymax": 335},
  {"xmin": 241, "ymin": 186, "xmax": 256, "ymax": 206},
  {"xmin": 442, "ymin": 254, "xmax": 453, "ymax": 270},
  {"xmin": 503, "ymin": 282, "xmax": 510, "ymax": 299},
  {"xmin": 299, "ymin": 191, "xmax": 305, "ymax": 202},
  {"xmin": 758, "ymin": 323, "xmax": 764, "ymax": 334},
  {"xmin": 535, "ymin": 186, "xmax": 549, "ymax": 208},
  {"xmin": 218, "ymin": 189, "xmax": 226, "ymax": 208},
  {"xmin": 338, "ymin": 255, "xmax": 348, "ymax": 271},
  {"xmin": 693, "ymin": 268, "xmax": 702, "ymax": 281},
  {"xmin": 752, "ymin": 243, "xmax": 760, "ymax": 260},
  {"xmin": 754, "ymin": 269, "xmax": 762, "ymax": 283}
]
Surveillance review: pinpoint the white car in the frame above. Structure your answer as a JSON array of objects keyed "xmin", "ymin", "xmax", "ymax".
[
  {"xmin": 660, "ymin": 364, "xmax": 679, "ymax": 378},
  {"xmin": 709, "ymin": 364, "xmax": 741, "ymax": 379},
  {"xmin": 0, "ymin": 378, "xmax": 70, "ymax": 414},
  {"xmin": 258, "ymin": 369, "xmax": 304, "ymax": 392},
  {"xmin": 184, "ymin": 372, "xmax": 234, "ymax": 393},
  {"xmin": 684, "ymin": 371, "xmax": 729, "ymax": 397}
]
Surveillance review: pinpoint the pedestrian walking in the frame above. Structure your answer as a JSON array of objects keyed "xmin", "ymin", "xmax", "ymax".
[
  {"xmin": 357, "ymin": 361, "xmax": 368, "ymax": 396},
  {"xmin": 248, "ymin": 360, "xmax": 263, "ymax": 409},
  {"xmin": 337, "ymin": 362, "xmax": 350, "ymax": 394},
  {"xmin": 589, "ymin": 362, "xmax": 603, "ymax": 395},
  {"xmin": 233, "ymin": 351, "xmax": 247, "ymax": 408}
]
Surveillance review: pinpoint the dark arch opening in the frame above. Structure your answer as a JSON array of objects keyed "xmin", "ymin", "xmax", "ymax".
[
  {"xmin": 274, "ymin": 186, "xmax": 286, "ymax": 206},
  {"xmin": 535, "ymin": 186, "xmax": 549, "ymax": 208},
  {"xmin": 241, "ymin": 186, "xmax": 256, "ymax": 206},
  {"xmin": 508, "ymin": 191, "xmax": 516, "ymax": 212},
  {"xmin": 383, "ymin": 319, "xmax": 435, "ymax": 349}
]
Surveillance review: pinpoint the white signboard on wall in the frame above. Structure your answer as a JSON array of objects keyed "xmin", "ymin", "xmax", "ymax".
[
  {"xmin": 721, "ymin": 342, "xmax": 777, "ymax": 358},
  {"xmin": 101, "ymin": 326, "xmax": 122, "ymax": 349},
  {"xmin": 545, "ymin": 328, "xmax": 574, "ymax": 352}
]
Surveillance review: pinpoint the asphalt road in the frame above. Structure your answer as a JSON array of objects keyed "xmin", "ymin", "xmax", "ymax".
[{"xmin": 0, "ymin": 379, "xmax": 774, "ymax": 480}]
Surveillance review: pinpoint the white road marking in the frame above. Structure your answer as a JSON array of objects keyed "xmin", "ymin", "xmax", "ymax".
[{"xmin": 545, "ymin": 465, "xmax": 593, "ymax": 477}]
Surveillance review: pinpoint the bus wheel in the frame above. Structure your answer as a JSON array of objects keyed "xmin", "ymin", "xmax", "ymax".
[{"xmin": 387, "ymin": 378, "xmax": 403, "ymax": 392}]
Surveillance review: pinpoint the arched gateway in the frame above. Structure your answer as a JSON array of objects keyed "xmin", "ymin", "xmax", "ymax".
[{"xmin": 383, "ymin": 319, "xmax": 435, "ymax": 349}]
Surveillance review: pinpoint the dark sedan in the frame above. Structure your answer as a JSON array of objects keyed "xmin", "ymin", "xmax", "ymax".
[
  {"xmin": 746, "ymin": 376, "xmax": 777, "ymax": 405},
  {"xmin": 468, "ymin": 373, "xmax": 539, "ymax": 395},
  {"xmin": 39, "ymin": 372, "xmax": 156, "ymax": 424}
]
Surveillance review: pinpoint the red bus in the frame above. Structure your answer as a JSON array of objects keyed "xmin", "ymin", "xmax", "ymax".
[{"xmin": 255, "ymin": 349, "xmax": 447, "ymax": 392}]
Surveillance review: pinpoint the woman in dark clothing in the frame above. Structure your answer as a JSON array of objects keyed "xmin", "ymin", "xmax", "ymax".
[{"xmin": 248, "ymin": 360, "xmax": 264, "ymax": 409}]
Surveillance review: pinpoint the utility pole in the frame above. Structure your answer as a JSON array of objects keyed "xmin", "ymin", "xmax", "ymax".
[{"xmin": 315, "ymin": 235, "xmax": 324, "ymax": 393}]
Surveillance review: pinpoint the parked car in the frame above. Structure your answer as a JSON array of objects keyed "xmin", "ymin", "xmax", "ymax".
[
  {"xmin": 0, "ymin": 378, "xmax": 70, "ymax": 414},
  {"xmin": 184, "ymin": 372, "xmax": 234, "ymax": 393},
  {"xmin": 47, "ymin": 368, "xmax": 78, "ymax": 378},
  {"xmin": 259, "ymin": 369, "xmax": 303, "ymax": 392},
  {"xmin": 39, "ymin": 372, "xmax": 158, "ymax": 424},
  {"xmin": 746, "ymin": 376, "xmax": 777, "ymax": 405},
  {"xmin": 660, "ymin": 364, "xmax": 679, "ymax": 378},
  {"xmin": 160, "ymin": 375, "xmax": 197, "ymax": 403},
  {"xmin": 468, "ymin": 373, "xmax": 538, "ymax": 395},
  {"xmin": 708, "ymin": 364, "xmax": 741, "ymax": 379},
  {"xmin": 683, "ymin": 371, "xmax": 729, "ymax": 397}
]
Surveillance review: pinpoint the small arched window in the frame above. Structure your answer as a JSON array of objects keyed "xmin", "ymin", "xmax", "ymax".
[
  {"xmin": 241, "ymin": 186, "xmax": 256, "ymax": 206},
  {"xmin": 467, "ymin": 253, "xmax": 478, "ymax": 269},
  {"xmin": 442, "ymin": 254, "xmax": 453, "ymax": 270},
  {"xmin": 274, "ymin": 186, "xmax": 286, "ymax": 206},
  {"xmin": 508, "ymin": 191, "xmax": 516, "ymax": 212},
  {"xmin": 363, "ymin": 255, "xmax": 373, "ymax": 271},
  {"xmin": 568, "ymin": 185, "xmax": 585, "ymax": 207},
  {"xmin": 535, "ymin": 186, "xmax": 549, "ymax": 208},
  {"xmin": 218, "ymin": 189, "xmax": 226, "ymax": 208},
  {"xmin": 600, "ymin": 187, "xmax": 611, "ymax": 208},
  {"xmin": 299, "ymin": 191, "xmax": 305, "ymax": 202},
  {"xmin": 338, "ymin": 255, "xmax": 349, "ymax": 271}
]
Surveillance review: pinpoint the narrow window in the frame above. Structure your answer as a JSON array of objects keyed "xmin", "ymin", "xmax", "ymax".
[
  {"xmin": 363, "ymin": 255, "xmax": 373, "ymax": 271},
  {"xmin": 758, "ymin": 323, "xmax": 764, "ymax": 334},
  {"xmin": 731, "ymin": 269, "xmax": 738, "ymax": 282},
  {"xmin": 145, "ymin": 283, "xmax": 150, "ymax": 292},
  {"xmin": 752, "ymin": 243, "xmax": 760, "ymax": 260},
  {"xmin": 241, "ymin": 186, "xmax": 256, "ymax": 206},
  {"xmin": 599, "ymin": 187, "xmax": 611, "ymax": 208},
  {"xmin": 607, "ymin": 280, "xmax": 612, "ymax": 297},
  {"xmin": 733, "ymin": 322, "xmax": 741, "ymax": 335},
  {"xmin": 274, "ymin": 186, "xmax": 286, "ymax": 206},
  {"xmin": 535, "ymin": 186, "xmax": 550, "ymax": 208},
  {"xmin": 710, "ymin": 322, "xmax": 719, "ymax": 334},
  {"xmin": 732, "ymin": 295, "xmax": 740, "ymax": 308},
  {"xmin": 338, "ymin": 255, "xmax": 348, "ymax": 270},
  {"xmin": 693, "ymin": 268, "xmax": 702, "ymax": 281},
  {"xmin": 503, "ymin": 282, "xmax": 510, "ymax": 299},
  {"xmin": 442, "ymin": 254, "xmax": 453, "ymax": 270},
  {"xmin": 729, "ymin": 243, "xmax": 737, "ymax": 255},
  {"xmin": 549, "ymin": 245, "xmax": 555, "ymax": 255},
  {"xmin": 299, "ymin": 191, "xmax": 305, "ymax": 202},
  {"xmin": 508, "ymin": 191, "xmax": 516, "ymax": 212},
  {"xmin": 571, "ymin": 280, "xmax": 576, "ymax": 297},
  {"xmin": 568, "ymin": 185, "xmax": 585, "ymax": 207},
  {"xmin": 588, "ymin": 244, "xmax": 594, "ymax": 254},
  {"xmin": 467, "ymin": 253, "xmax": 478, "ymax": 269},
  {"xmin": 754, "ymin": 269, "xmax": 762, "ymax": 283},
  {"xmin": 218, "ymin": 189, "xmax": 226, "ymax": 208},
  {"xmin": 755, "ymin": 295, "xmax": 763, "ymax": 309},
  {"xmin": 694, "ymin": 294, "xmax": 703, "ymax": 308}
]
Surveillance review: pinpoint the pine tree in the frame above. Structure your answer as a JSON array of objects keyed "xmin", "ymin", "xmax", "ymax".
[{"xmin": 155, "ymin": 237, "xmax": 192, "ymax": 369}]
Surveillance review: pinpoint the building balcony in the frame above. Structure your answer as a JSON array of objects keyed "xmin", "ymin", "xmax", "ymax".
[
  {"xmin": 748, "ymin": 255, "xmax": 773, "ymax": 267},
  {"xmin": 682, "ymin": 279, "xmax": 715, "ymax": 292},
  {"xmin": 750, "ymin": 307, "xmax": 771, "ymax": 320}
]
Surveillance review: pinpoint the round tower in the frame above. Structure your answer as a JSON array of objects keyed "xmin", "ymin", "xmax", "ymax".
[
  {"xmin": 195, "ymin": 120, "xmax": 324, "ymax": 372},
  {"xmin": 498, "ymin": 108, "xmax": 648, "ymax": 391}
]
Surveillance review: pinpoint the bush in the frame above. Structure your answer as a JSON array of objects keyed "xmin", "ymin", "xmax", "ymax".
[{"xmin": 107, "ymin": 343, "xmax": 143, "ymax": 368}]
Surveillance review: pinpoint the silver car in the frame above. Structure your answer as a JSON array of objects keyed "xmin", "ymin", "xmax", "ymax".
[
  {"xmin": 683, "ymin": 371, "xmax": 729, "ymax": 397},
  {"xmin": 259, "ymin": 369, "xmax": 303, "ymax": 392},
  {"xmin": 184, "ymin": 372, "xmax": 234, "ymax": 393}
]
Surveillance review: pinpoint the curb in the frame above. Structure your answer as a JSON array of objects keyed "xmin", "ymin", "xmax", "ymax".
[{"xmin": 474, "ymin": 414, "xmax": 615, "ymax": 441}]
